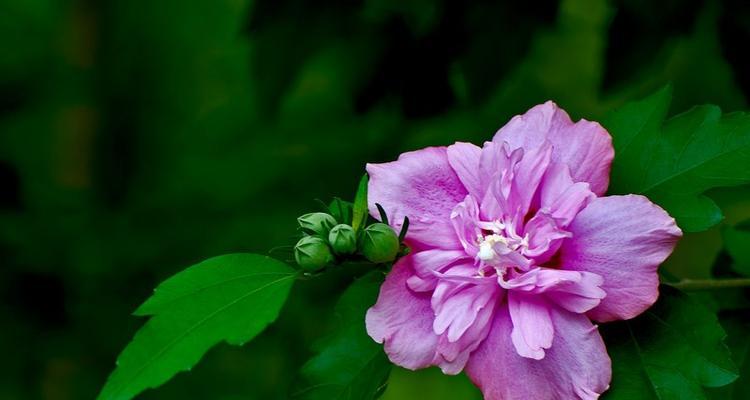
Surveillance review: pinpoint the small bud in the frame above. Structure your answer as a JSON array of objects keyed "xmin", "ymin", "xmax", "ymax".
[
  {"xmin": 294, "ymin": 236, "xmax": 334, "ymax": 271},
  {"xmin": 361, "ymin": 223, "xmax": 400, "ymax": 263},
  {"xmin": 297, "ymin": 212, "xmax": 337, "ymax": 236},
  {"xmin": 328, "ymin": 224, "xmax": 357, "ymax": 255}
]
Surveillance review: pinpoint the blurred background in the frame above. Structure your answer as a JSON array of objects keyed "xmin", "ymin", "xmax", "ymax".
[{"xmin": 1, "ymin": 0, "xmax": 750, "ymax": 398}]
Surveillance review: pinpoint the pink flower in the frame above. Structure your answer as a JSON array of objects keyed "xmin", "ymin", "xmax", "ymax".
[{"xmin": 365, "ymin": 102, "xmax": 682, "ymax": 399}]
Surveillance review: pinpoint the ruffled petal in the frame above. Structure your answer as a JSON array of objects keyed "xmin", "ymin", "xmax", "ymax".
[
  {"xmin": 538, "ymin": 162, "xmax": 596, "ymax": 227},
  {"xmin": 447, "ymin": 142, "xmax": 483, "ymax": 198},
  {"xmin": 522, "ymin": 212, "xmax": 572, "ymax": 263},
  {"xmin": 508, "ymin": 292, "xmax": 553, "ymax": 360},
  {"xmin": 434, "ymin": 293, "xmax": 497, "ymax": 375},
  {"xmin": 478, "ymin": 142, "xmax": 523, "ymax": 221},
  {"xmin": 507, "ymin": 141, "xmax": 552, "ymax": 221},
  {"xmin": 367, "ymin": 147, "xmax": 467, "ymax": 250},
  {"xmin": 407, "ymin": 249, "xmax": 471, "ymax": 292},
  {"xmin": 493, "ymin": 101, "xmax": 614, "ymax": 195},
  {"xmin": 449, "ymin": 195, "xmax": 482, "ymax": 256},
  {"xmin": 466, "ymin": 306, "xmax": 611, "ymax": 400},
  {"xmin": 501, "ymin": 268, "xmax": 606, "ymax": 315},
  {"xmin": 560, "ymin": 195, "xmax": 682, "ymax": 322},
  {"xmin": 430, "ymin": 267, "xmax": 501, "ymax": 375},
  {"xmin": 366, "ymin": 256, "xmax": 438, "ymax": 370}
]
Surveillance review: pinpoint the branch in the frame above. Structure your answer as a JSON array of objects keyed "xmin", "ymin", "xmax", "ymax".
[{"xmin": 665, "ymin": 278, "xmax": 750, "ymax": 291}]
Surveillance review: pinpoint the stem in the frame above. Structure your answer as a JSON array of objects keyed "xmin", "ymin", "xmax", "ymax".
[{"xmin": 665, "ymin": 278, "xmax": 750, "ymax": 291}]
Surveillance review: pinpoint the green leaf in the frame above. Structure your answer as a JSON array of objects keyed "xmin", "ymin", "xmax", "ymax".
[
  {"xmin": 329, "ymin": 198, "xmax": 354, "ymax": 226},
  {"xmin": 352, "ymin": 174, "xmax": 369, "ymax": 232},
  {"xmin": 602, "ymin": 286, "xmax": 738, "ymax": 399},
  {"xmin": 722, "ymin": 220, "xmax": 750, "ymax": 277},
  {"xmin": 604, "ymin": 86, "xmax": 750, "ymax": 232},
  {"xmin": 706, "ymin": 314, "xmax": 750, "ymax": 400},
  {"xmin": 98, "ymin": 254, "xmax": 297, "ymax": 400},
  {"xmin": 292, "ymin": 271, "xmax": 391, "ymax": 400}
]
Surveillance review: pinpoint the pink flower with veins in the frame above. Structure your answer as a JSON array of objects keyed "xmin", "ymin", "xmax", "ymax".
[{"xmin": 365, "ymin": 102, "xmax": 682, "ymax": 400}]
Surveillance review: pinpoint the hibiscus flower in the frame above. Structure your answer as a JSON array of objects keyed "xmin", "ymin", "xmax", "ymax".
[{"xmin": 365, "ymin": 102, "xmax": 682, "ymax": 399}]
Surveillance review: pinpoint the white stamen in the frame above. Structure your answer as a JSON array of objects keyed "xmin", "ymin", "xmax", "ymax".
[{"xmin": 477, "ymin": 234, "xmax": 508, "ymax": 261}]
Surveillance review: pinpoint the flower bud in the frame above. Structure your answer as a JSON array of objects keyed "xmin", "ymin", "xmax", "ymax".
[
  {"xmin": 361, "ymin": 223, "xmax": 400, "ymax": 263},
  {"xmin": 297, "ymin": 212, "xmax": 337, "ymax": 236},
  {"xmin": 328, "ymin": 224, "xmax": 357, "ymax": 255},
  {"xmin": 294, "ymin": 236, "xmax": 334, "ymax": 271}
]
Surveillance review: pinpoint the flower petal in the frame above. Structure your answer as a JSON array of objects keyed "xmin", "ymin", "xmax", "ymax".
[
  {"xmin": 508, "ymin": 292, "xmax": 553, "ymax": 360},
  {"xmin": 367, "ymin": 147, "xmax": 467, "ymax": 250},
  {"xmin": 502, "ymin": 267, "xmax": 606, "ymax": 314},
  {"xmin": 560, "ymin": 195, "xmax": 682, "ymax": 322},
  {"xmin": 447, "ymin": 142, "xmax": 483, "ymax": 198},
  {"xmin": 466, "ymin": 306, "xmax": 611, "ymax": 400},
  {"xmin": 493, "ymin": 101, "xmax": 614, "ymax": 195},
  {"xmin": 434, "ymin": 293, "xmax": 497, "ymax": 375},
  {"xmin": 366, "ymin": 256, "xmax": 438, "ymax": 370},
  {"xmin": 507, "ymin": 141, "xmax": 552, "ymax": 220},
  {"xmin": 522, "ymin": 212, "xmax": 572, "ymax": 263},
  {"xmin": 449, "ymin": 195, "xmax": 483, "ymax": 256},
  {"xmin": 407, "ymin": 249, "xmax": 471, "ymax": 292},
  {"xmin": 538, "ymin": 162, "xmax": 595, "ymax": 227}
]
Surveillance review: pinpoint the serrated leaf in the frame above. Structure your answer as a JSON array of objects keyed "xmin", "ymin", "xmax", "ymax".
[
  {"xmin": 292, "ymin": 271, "xmax": 391, "ymax": 400},
  {"xmin": 98, "ymin": 254, "xmax": 297, "ymax": 400},
  {"xmin": 604, "ymin": 86, "xmax": 750, "ymax": 232},
  {"xmin": 602, "ymin": 286, "xmax": 738, "ymax": 399},
  {"xmin": 722, "ymin": 220, "xmax": 750, "ymax": 277},
  {"xmin": 706, "ymin": 314, "xmax": 750, "ymax": 400},
  {"xmin": 352, "ymin": 174, "xmax": 369, "ymax": 232}
]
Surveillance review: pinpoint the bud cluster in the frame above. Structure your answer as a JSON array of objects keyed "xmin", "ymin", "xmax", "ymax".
[{"xmin": 293, "ymin": 212, "xmax": 401, "ymax": 271}]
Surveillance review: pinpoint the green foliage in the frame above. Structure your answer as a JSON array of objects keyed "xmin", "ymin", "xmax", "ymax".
[
  {"xmin": 722, "ymin": 220, "xmax": 750, "ymax": 277},
  {"xmin": 604, "ymin": 87, "xmax": 750, "ymax": 232},
  {"xmin": 602, "ymin": 287, "xmax": 738, "ymax": 399},
  {"xmin": 98, "ymin": 254, "xmax": 296, "ymax": 400},
  {"xmin": 706, "ymin": 315, "xmax": 750, "ymax": 400},
  {"xmin": 329, "ymin": 198, "xmax": 354, "ymax": 226},
  {"xmin": 2, "ymin": 0, "xmax": 750, "ymax": 397},
  {"xmin": 352, "ymin": 175, "xmax": 369, "ymax": 233},
  {"xmin": 292, "ymin": 272, "xmax": 391, "ymax": 400}
]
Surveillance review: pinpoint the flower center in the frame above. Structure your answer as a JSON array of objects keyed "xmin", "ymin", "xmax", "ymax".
[
  {"xmin": 477, "ymin": 234, "xmax": 511, "ymax": 261},
  {"xmin": 474, "ymin": 222, "xmax": 531, "ymax": 278}
]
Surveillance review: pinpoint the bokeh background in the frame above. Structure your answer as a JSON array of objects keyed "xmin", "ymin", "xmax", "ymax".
[{"xmin": 2, "ymin": 0, "xmax": 750, "ymax": 398}]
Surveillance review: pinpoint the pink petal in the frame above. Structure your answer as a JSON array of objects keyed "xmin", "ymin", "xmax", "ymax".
[
  {"xmin": 466, "ymin": 306, "xmax": 611, "ymax": 400},
  {"xmin": 449, "ymin": 195, "xmax": 482, "ymax": 256},
  {"xmin": 434, "ymin": 294, "xmax": 497, "ymax": 375},
  {"xmin": 507, "ymin": 141, "xmax": 552, "ymax": 220},
  {"xmin": 501, "ymin": 268, "xmax": 606, "ymax": 314},
  {"xmin": 366, "ymin": 256, "xmax": 438, "ymax": 370},
  {"xmin": 522, "ymin": 212, "xmax": 572, "ymax": 263},
  {"xmin": 433, "ymin": 283, "xmax": 497, "ymax": 342},
  {"xmin": 478, "ymin": 142, "xmax": 523, "ymax": 221},
  {"xmin": 538, "ymin": 162, "xmax": 596, "ymax": 227},
  {"xmin": 508, "ymin": 292, "xmax": 553, "ymax": 360},
  {"xmin": 447, "ymin": 142, "xmax": 483, "ymax": 198},
  {"xmin": 406, "ymin": 249, "xmax": 471, "ymax": 292},
  {"xmin": 560, "ymin": 195, "xmax": 682, "ymax": 322},
  {"xmin": 493, "ymin": 101, "xmax": 614, "ymax": 195},
  {"xmin": 367, "ymin": 147, "xmax": 467, "ymax": 250}
]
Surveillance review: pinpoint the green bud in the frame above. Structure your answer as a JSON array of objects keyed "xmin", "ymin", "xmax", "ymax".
[
  {"xmin": 328, "ymin": 224, "xmax": 357, "ymax": 255},
  {"xmin": 361, "ymin": 223, "xmax": 400, "ymax": 263},
  {"xmin": 294, "ymin": 236, "xmax": 334, "ymax": 271},
  {"xmin": 297, "ymin": 212, "xmax": 337, "ymax": 236}
]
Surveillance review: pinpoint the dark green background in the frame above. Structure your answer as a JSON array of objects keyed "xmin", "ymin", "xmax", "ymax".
[{"xmin": 1, "ymin": 0, "xmax": 749, "ymax": 398}]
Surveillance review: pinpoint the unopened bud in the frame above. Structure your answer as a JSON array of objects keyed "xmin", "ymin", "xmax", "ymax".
[
  {"xmin": 297, "ymin": 212, "xmax": 337, "ymax": 236},
  {"xmin": 294, "ymin": 236, "xmax": 334, "ymax": 271},
  {"xmin": 328, "ymin": 224, "xmax": 357, "ymax": 255},
  {"xmin": 361, "ymin": 223, "xmax": 399, "ymax": 263}
]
